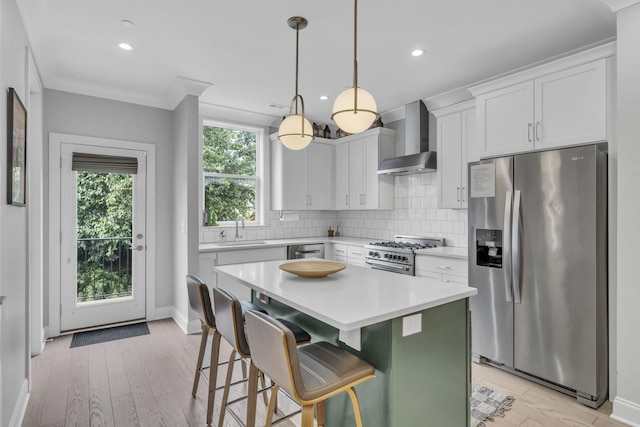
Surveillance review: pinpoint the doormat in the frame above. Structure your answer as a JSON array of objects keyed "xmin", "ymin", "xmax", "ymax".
[
  {"xmin": 70, "ymin": 322, "xmax": 149, "ymax": 348},
  {"xmin": 471, "ymin": 384, "xmax": 515, "ymax": 427}
]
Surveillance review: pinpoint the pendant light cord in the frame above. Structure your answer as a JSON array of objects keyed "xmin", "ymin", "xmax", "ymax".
[
  {"xmin": 353, "ymin": 0, "xmax": 359, "ymax": 111},
  {"xmin": 295, "ymin": 21, "xmax": 300, "ymax": 115}
]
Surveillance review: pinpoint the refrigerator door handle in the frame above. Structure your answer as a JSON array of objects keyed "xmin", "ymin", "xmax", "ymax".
[
  {"xmin": 512, "ymin": 190, "xmax": 522, "ymax": 304},
  {"xmin": 503, "ymin": 190, "xmax": 513, "ymax": 302}
]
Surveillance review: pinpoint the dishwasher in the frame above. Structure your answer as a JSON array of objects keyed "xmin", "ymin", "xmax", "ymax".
[{"xmin": 287, "ymin": 243, "xmax": 324, "ymax": 259}]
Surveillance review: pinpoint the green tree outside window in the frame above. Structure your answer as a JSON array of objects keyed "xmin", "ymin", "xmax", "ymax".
[{"xmin": 203, "ymin": 125, "xmax": 258, "ymax": 223}]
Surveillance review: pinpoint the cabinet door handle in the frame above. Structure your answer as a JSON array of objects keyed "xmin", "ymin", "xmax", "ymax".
[
  {"xmin": 308, "ymin": 195, "xmax": 312, "ymax": 206},
  {"xmin": 528, "ymin": 123, "xmax": 533, "ymax": 142},
  {"xmin": 462, "ymin": 187, "xmax": 466, "ymax": 203},
  {"xmin": 437, "ymin": 265, "xmax": 452, "ymax": 270},
  {"xmin": 535, "ymin": 121, "xmax": 541, "ymax": 141},
  {"xmin": 362, "ymin": 194, "xmax": 366, "ymax": 205},
  {"xmin": 457, "ymin": 187, "xmax": 460, "ymax": 202}
]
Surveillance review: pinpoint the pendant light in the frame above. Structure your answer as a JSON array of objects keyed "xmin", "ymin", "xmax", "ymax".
[
  {"xmin": 331, "ymin": 0, "xmax": 378, "ymax": 134},
  {"xmin": 279, "ymin": 17, "xmax": 313, "ymax": 150}
]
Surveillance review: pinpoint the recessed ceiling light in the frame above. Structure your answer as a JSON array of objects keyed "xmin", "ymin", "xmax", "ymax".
[
  {"xmin": 118, "ymin": 42, "xmax": 133, "ymax": 51},
  {"xmin": 121, "ymin": 20, "xmax": 135, "ymax": 29},
  {"xmin": 411, "ymin": 49, "xmax": 424, "ymax": 57},
  {"xmin": 320, "ymin": 95, "xmax": 329, "ymax": 101}
]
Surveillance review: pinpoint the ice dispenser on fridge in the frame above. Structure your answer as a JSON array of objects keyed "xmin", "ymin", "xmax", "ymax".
[{"xmin": 476, "ymin": 229, "xmax": 502, "ymax": 268}]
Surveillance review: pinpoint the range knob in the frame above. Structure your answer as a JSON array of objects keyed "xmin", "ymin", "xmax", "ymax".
[
  {"xmin": 402, "ymin": 256, "xmax": 408, "ymax": 262},
  {"xmin": 384, "ymin": 254, "xmax": 389, "ymax": 259}
]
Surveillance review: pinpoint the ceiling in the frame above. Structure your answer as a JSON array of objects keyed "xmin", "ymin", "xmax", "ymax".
[{"xmin": 18, "ymin": 0, "xmax": 616, "ymax": 126}]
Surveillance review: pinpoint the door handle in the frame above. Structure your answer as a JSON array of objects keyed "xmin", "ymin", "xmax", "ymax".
[
  {"xmin": 130, "ymin": 245, "xmax": 144, "ymax": 251},
  {"xmin": 527, "ymin": 123, "xmax": 533, "ymax": 142},
  {"xmin": 462, "ymin": 186, "xmax": 466, "ymax": 203},
  {"xmin": 503, "ymin": 190, "xmax": 513, "ymax": 302},
  {"xmin": 512, "ymin": 190, "xmax": 522, "ymax": 304},
  {"xmin": 535, "ymin": 122, "xmax": 541, "ymax": 141},
  {"xmin": 457, "ymin": 187, "xmax": 460, "ymax": 202},
  {"xmin": 436, "ymin": 265, "xmax": 452, "ymax": 270}
]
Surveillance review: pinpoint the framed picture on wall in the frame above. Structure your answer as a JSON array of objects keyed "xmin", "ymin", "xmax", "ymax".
[{"xmin": 7, "ymin": 87, "xmax": 27, "ymax": 206}]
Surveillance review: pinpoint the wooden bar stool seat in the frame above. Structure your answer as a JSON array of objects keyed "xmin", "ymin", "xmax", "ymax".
[{"xmin": 245, "ymin": 310, "xmax": 376, "ymax": 427}]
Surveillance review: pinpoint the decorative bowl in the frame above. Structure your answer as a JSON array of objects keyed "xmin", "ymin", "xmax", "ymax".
[{"xmin": 279, "ymin": 260, "xmax": 346, "ymax": 278}]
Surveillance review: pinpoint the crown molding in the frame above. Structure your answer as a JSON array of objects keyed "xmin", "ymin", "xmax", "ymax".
[{"xmin": 600, "ymin": 0, "xmax": 640, "ymax": 12}]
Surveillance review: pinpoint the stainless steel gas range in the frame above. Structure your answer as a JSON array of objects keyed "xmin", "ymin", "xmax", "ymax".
[{"xmin": 364, "ymin": 235, "xmax": 444, "ymax": 275}]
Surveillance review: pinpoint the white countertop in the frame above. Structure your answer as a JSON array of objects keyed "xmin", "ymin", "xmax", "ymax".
[
  {"xmin": 200, "ymin": 236, "xmax": 371, "ymax": 252},
  {"xmin": 415, "ymin": 246, "xmax": 468, "ymax": 259},
  {"xmin": 214, "ymin": 259, "xmax": 476, "ymax": 332}
]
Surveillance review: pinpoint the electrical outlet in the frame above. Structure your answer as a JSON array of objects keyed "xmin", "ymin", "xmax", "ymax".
[{"xmin": 402, "ymin": 313, "xmax": 422, "ymax": 337}]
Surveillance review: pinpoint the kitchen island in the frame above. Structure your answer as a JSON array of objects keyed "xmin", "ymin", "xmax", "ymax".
[{"xmin": 215, "ymin": 259, "xmax": 476, "ymax": 427}]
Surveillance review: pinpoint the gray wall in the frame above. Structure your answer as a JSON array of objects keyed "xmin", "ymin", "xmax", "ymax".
[
  {"xmin": 1, "ymin": 0, "xmax": 30, "ymax": 422},
  {"xmin": 42, "ymin": 89, "xmax": 176, "ymax": 322}
]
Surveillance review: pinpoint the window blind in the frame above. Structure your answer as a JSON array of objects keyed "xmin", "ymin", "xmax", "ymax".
[{"xmin": 72, "ymin": 152, "xmax": 138, "ymax": 174}]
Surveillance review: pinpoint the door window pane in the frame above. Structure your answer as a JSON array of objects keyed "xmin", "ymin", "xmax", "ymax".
[{"xmin": 76, "ymin": 171, "xmax": 133, "ymax": 303}]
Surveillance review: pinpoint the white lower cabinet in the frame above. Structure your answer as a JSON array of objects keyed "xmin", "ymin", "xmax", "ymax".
[
  {"xmin": 199, "ymin": 247, "xmax": 286, "ymax": 300},
  {"xmin": 328, "ymin": 243, "xmax": 368, "ymax": 267},
  {"xmin": 415, "ymin": 254, "xmax": 468, "ymax": 285}
]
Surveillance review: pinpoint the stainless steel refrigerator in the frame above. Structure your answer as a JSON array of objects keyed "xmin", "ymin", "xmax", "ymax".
[{"xmin": 468, "ymin": 144, "xmax": 608, "ymax": 408}]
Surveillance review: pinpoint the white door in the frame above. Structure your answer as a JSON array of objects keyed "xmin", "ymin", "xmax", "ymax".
[
  {"xmin": 362, "ymin": 134, "xmax": 380, "ymax": 209},
  {"xmin": 59, "ymin": 143, "xmax": 147, "ymax": 331}
]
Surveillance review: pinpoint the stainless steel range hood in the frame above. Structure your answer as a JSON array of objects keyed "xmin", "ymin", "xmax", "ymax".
[{"xmin": 377, "ymin": 100, "xmax": 436, "ymax": 175}]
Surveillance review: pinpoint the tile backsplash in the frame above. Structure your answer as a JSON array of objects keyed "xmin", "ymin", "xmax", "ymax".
[{"xmin": 200, "ymin": 172, "xmax": 468, "ymax": 248}]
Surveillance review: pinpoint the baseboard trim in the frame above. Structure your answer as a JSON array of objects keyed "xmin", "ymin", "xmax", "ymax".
[
  {"xmin": 612, "ymin": 396, "xmax": 640, "ymax": 426},
  {"xmin": 9, "ymin": 379, "xmax": 29, "ymax": 427},
  {"xmin": 171, "ymin": 306, "xmax": 201, "ymax": 335},
  {"xmin": 152, "ymin": 306, "xmax": 174, "ymax": 320}
]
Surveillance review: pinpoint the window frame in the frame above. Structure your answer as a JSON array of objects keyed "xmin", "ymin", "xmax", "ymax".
[{"xmin": 199, "ymin": 118, "xmax": 268, "ymax": 227}]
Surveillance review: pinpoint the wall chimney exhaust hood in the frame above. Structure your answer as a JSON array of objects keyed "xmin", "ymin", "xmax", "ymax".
[{"xmin": 377, "ymin": 100, "xmax": 436, "ymax": 175}]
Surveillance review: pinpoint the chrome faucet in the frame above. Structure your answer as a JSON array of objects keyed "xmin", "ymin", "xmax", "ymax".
[{"xmin": 235, "ymin": 214, "xmax": 245, "ymax": 241}]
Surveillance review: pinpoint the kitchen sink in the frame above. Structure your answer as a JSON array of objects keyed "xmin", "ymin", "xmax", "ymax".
[{"xmin": 215, "ymin": 241, "xmax": 267, "ymax": 246}]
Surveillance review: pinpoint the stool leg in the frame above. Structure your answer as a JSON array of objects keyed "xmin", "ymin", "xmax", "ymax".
[
  {"xmin": 247, "ymin": 362, "xmax": 260, "ymax": 427},
  {"xmin": 300, "ymin": 404, "xmax": 315, "ymax": 427},
  {"xmin": 259, "ymin": 371, "xmax": 269, "ymax": 406},
  {"xmin": 218, "ymin": 350, "xmax": 237, "ymax": 427},
  {"xmin": 264, "ymin": 384, "xmax": 280, "ymax": 427},
  {"xmin": 316, "ymin": 401, "xmax": 325, "ymax": 427},
  {"xmin": 346, "ymin": 387, "xmax": 364, "ymax": 427},
  {"xmin": 192, "ymin": 324, "xmax": 209, "ymax": 397},
  {"xmin": 206, "ymin": 331, "xmax": 221, "ymax": 426}
]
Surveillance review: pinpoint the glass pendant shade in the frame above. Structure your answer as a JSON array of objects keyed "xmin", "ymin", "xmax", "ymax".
[
  {"xmin": 332, "ymin": 87, "xmax": 377, "ymax": 134},
  {"xmin": 279, "ymin": 114, "xmax": 313, "ymax": 150}
]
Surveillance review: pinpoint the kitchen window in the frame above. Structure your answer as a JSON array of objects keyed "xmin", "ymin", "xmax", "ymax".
[{"xmin": 202, "ymin": 121, "xmax": 264, "ymax": 226}]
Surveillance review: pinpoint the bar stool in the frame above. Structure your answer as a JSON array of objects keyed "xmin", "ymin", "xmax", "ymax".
[
  {"xmin": 244, "ymin": 310, "xmax": 376, "ymax": 427},
  {"xmin": 212, "ymin": 287, "xmax": 311, "ymax": 427},
  {"xmin": 185, "ymin": 275, "xmax": 267, "ymax": 426}
]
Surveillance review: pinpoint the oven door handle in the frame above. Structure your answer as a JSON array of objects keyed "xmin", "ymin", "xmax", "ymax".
[{"xmin": 365, "ymin": 260, "xmax": 412, "ymax": 273}]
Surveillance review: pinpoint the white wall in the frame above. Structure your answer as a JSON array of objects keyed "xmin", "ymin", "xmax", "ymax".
[
  {"xmin": 611, "ymin": 2, "xmax": 640, "ymax": 425},
  {"xmin": 42, "ymin": 90, "xmax": 176, "ymax": 319},
  {"xmin": 1, "ymin": 0, "xmax": 32, "ymax": 423},
  {"xmin": 171, "ymin": 96, "xmax": 200, "ymax": 330}
]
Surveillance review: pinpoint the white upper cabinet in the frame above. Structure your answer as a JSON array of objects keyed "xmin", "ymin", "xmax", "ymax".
[
  {"xmin": 271, "ymin": 137, "xmax": 334, "ymax": 211},
  {"xmin": 334, "ymin": 141, "xmax": 350, "ymax": 209},
  {"xmin": 434, "ymin": 101, "xmax": 475, "ymax": 209},
  {"xmin": 477, "ymin": 81, "xmax": 534, "ymax": 158},
  {"xmin": 335, "ymin": 128, "xmax": 395, "ymax": 210},
  {"xmin": 534, "ymin": 61, "xmax": 607, "ymax": 150},
  {"xmin": 472, "ymin": 54, "xmax": 610, "ymax": 158}
]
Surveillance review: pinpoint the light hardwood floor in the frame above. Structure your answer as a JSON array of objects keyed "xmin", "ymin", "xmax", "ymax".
[{"xmin": 23, "ymin": 318, "xmax": 626, "ymax": 427}]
